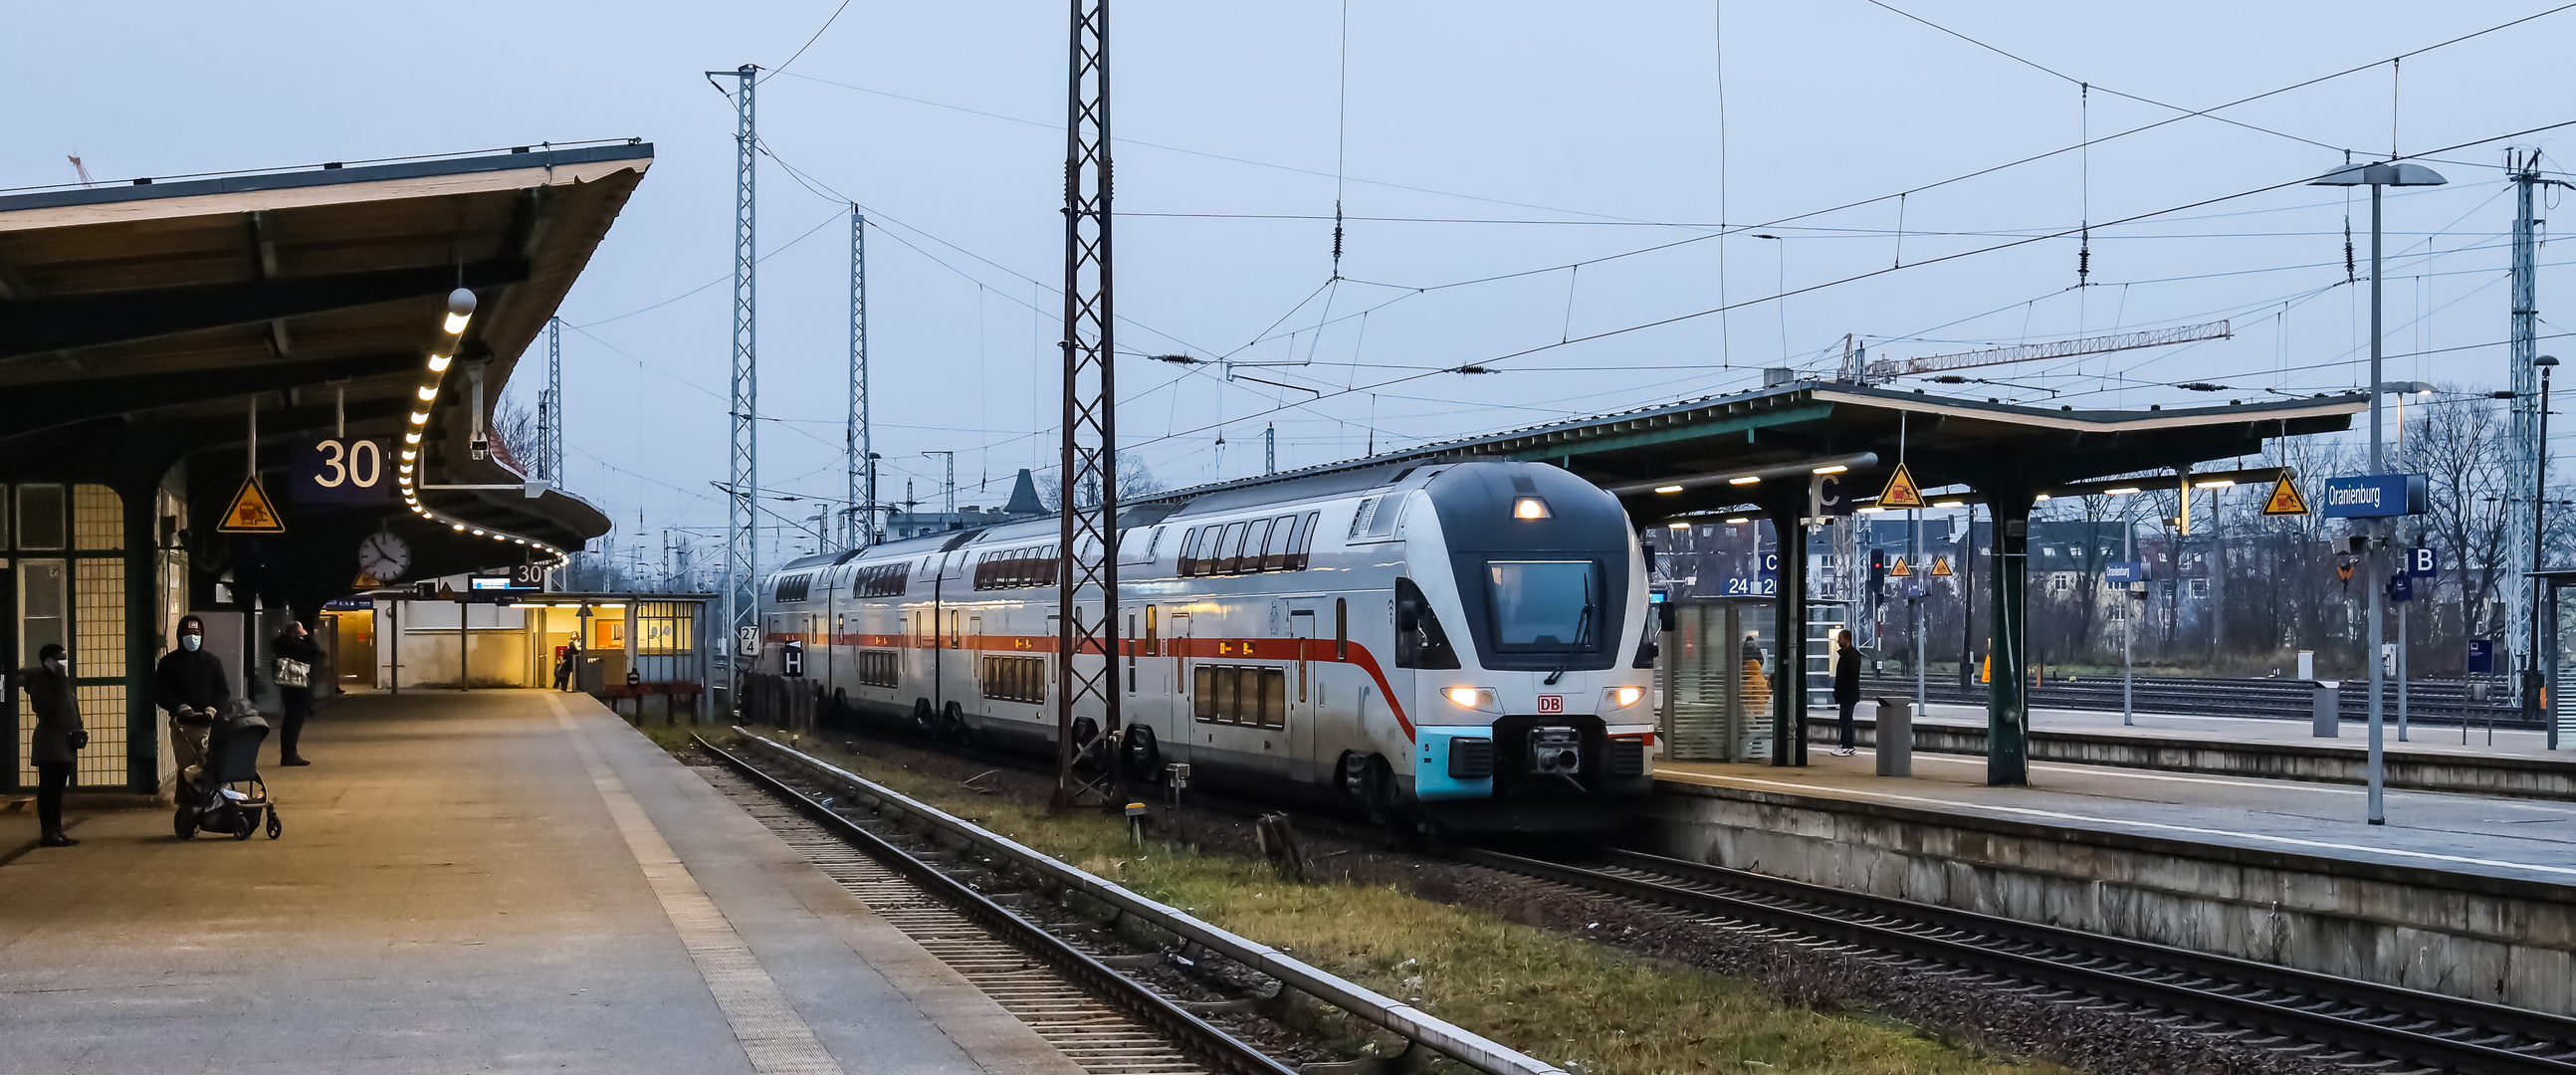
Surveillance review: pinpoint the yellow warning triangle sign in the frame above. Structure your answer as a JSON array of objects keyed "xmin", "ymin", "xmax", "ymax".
[
  {"xmin": 1932, "ymin": 555, "xmax": 1953, "ymax": 577},
  {"xmin": 2262, "ymin": 471, "xmax": 2309, "ymax": 516},
  {"xmin": 1888, "ymin": 556, "xmax": 1913, "ymax": 577},
  {"xmin": 217, "ymin": 477, "xmax": 286, "ymax": 534},
  {"xmin": 1877, "ymin": 462, "xmax": 1926, "ymax": 509}
]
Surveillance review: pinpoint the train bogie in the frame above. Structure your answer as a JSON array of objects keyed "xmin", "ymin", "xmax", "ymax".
[{"xmin": 751, "ymin": 460, "xmax": 1656, "ymax": 832}]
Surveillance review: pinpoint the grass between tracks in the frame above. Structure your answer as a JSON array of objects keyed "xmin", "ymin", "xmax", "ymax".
[{"xmin": 672, "ymin": 726, "xmax": 2054, "ymax": 1075}]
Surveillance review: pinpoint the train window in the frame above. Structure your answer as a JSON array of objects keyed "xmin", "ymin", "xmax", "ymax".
[
  {"xmin": 1177, "ymin": 527, "xmax": 1203, "ymax": 576},
  {"xmin": 983, "ymin": 655, "xmax": 1044, "ymax": 703},
  {"xmin": 1215, "ymin": 522, "xmax": 1248, "ymax": 574},
  {"xmin": 1394, "ymin": 576, "xmax": 1462, "ymax": 670},
  {"xmin": 973, "ymin": 552, "xmax": 993, "ymax": 590},
  {"xmin": 1335, "ymin": 598, "xmax": 1348, "ymax": 660},
  {"xmin": 774, "ymin": 573, "xmax": 811, "ymax": 602},
  {"xmin": 859, "ymin": 650, "xmax": 899, "ymax": 688},
  {"xmin": 1261, "ymin": 514, "xmax": 1297, "ymax": 570},
  {"xmin": 1280, "ymin": 513, "xmax": 1311, "ymax": 570},
  {"xmin": 1349, "ymin": 497, "xmax": 1379, "ymax": 538},
  {"xmin": 1214, "ymin": 665, "xmax": 1241, "ymax": 721},
  {"xmin": 1145, "ymin": 605, "xmax": 1159, "ymax": 658},
  {"xmin": 1258, "ymin": 668, "xmax": 1287, "ymax": 728},
  {"xmin": 1192, "ymin": 666, "xmax": 1218, "ymax": 720}
]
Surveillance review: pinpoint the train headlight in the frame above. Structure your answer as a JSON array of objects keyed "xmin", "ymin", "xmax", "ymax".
[
  {"xmin": 1445, "ymin": 686, "xmax": 1498, "ymax": 711},
  {"xmin": 1512, "ymin": 497, "xmax": 1552, "ymax": 520},
  {"xmin": 1609, "ymin": 686, "xmax": 1645, "ymax": 709}
]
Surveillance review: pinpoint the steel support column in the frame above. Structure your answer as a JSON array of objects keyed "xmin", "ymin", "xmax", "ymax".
[
  {"xmin": 1055, "ymin": 0, "xmax": 1122, "ymax": 805},
  {"xmin": 2508, "ymin": 150, "xmax": 2544, "ymax": 686},
  {"xmin": 1985, "ymin": 492, "xmax": 2036, "ymax": 785},
  {"xmin": 538, "ymin": 316, "xmax": 563, "ymax": 484},
  {"xmin": 1766, "ymin": 501, "xmax": 1809, "ymax": 767}
]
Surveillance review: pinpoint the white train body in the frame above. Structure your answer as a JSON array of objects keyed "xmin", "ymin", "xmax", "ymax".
[{"xmin": 755, "ymin": 460, "xmax": 1656, "ymax": 830}]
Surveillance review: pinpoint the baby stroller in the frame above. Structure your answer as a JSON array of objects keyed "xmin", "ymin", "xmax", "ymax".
[{"xmin": 174, "ymin": 701, "xmax": 282, "ymax": 841}]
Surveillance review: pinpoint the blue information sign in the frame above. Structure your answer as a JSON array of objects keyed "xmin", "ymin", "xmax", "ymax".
[
  {"xmin": 2407, "ymin": 546, "xmax": 2439, "ymax": 577},
  {"xmin": 2318, "ymin": 474, "xmax": 2427, "ymax": 518},
  {"xmin": 2469, "ymin": 638, "xmax": 2495, "ymax": 673},
  {"xmin": 2103, "ymin": 561, "xmax": 2147, "ymax": 583},
  {"xmin": 2388, "ymin": 572, "xmax": 2414, "ymax": 603}
]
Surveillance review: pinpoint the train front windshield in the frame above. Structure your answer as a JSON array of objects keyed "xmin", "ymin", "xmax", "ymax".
[{"xmin": 1483, "ymin": 559, "xmax": 1599, "ymax": 651}]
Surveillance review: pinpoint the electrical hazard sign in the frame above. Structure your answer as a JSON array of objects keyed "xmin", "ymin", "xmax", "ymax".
[
  {"xmin": 217, "ymin": 477, "xmax": 285, "ymax": 534},
  {"xmin": 2262, "ymin": 471, "xmax": 2309, "ymax": 516},
  {"xmin": 1876, "ymin": 463, "xmax": 1926, "ymax": 509},
  {"xmin": 1932, "ymin": 555, "xmax": 1953, "ymax": 576},
  {"xmin": 1888, "ymin": 556, "xmax": 1913, "ymax": 577}
]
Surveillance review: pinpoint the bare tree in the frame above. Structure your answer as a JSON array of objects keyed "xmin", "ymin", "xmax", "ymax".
[
  {"xmin": 491, "ymin": 394, "xmax": 539, "ymax": 477},
  {"xmin": 1038, "ymin": 459, "xmax": 1163, "ymax": 512}
]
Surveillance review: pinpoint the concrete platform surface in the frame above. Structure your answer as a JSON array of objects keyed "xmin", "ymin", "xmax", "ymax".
[
  {"xmin": 0, "ymin": 690, "xmax": 1081, "ymax": 1075},
  {"xmin": 1654, "ymin": 746, "xmax": 2576, "ymax": 889},
  {"xmin": 1921, "ymin": 700, "xmax": 2563, "ymax": 761}
]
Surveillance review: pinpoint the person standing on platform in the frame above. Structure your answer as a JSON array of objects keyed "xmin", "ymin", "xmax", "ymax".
[
  {"xmin": 16, "ymin": 644, "xmax": 86, "ymax": 847},
  {"xmin": 156, "ymin": 614, "xmax": 232, "ymax": 775},
  {"xmin": 272, "ymin": 619, "xmax": 322, "ymax": 766},
  {"xmin": 554, "ymin": 637, "xmax": 580, "ymax": 691},
  {"xmin": 1831, "ymin": 628, "xmax": 1863, "ymax": 757}
]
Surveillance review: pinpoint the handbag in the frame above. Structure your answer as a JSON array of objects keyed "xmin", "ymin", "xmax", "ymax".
[
  {"xmin": 68, "ymin": 729, "xmax": 88, "ymax": 751},
  {"xmin": 275, "ymin": 657, "xmax": 311, "ymax": 689}
]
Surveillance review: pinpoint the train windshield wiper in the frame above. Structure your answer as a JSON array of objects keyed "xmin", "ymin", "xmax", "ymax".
[{"xmin": 1545, "ymin": 577, "xmax": 1596, "ymax": 685}]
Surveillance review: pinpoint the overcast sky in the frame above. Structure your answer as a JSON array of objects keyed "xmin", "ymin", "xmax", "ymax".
[{"xmin": 13, "ymin": 2, "xmax": 2576, "ymax": 566}]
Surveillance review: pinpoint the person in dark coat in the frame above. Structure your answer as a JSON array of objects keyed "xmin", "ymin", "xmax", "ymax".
[
  {"xmin": 15, "ymin": 643, "xmax": 84, "ymax": 846},
  {"xmin": 272, "ymin": 620, "xmax": 322, "ymax": 766},
  {"xmin": 156, "ymin": 614, "xmax": 231, "ymax": 774},
  {"xmin": 1831, "ymin": 629, "xmax": 1863, "ymax": 757},
  {"xmin": 553, "ymin": 638, "xmax": 580, "ymax": 691}
]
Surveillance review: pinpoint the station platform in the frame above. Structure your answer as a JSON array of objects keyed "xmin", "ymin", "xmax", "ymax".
[
  {"xmin": 0, "ymin": 691, "xmax": 1079, "ymax": 1075},
  {"xmin": 1643, "ymin": 748, "xmax": 2576, "ymax": 1015},
  {"xmin": 1798, "ymin": 699, "xmax": 2576, "ymax": 799}
]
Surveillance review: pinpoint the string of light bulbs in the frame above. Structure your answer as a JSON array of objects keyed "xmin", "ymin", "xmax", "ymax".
[{"xmin": 395, "ymin": 288, "xmax": 572, "ymax": 567}]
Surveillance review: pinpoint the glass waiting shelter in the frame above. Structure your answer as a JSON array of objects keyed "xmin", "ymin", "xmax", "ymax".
[{"xmin": 1657, "ymin": 596, "xmax": 1780, "ymax": 762}]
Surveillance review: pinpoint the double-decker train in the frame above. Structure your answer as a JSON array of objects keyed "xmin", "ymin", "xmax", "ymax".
[{"xmin": 751, "ymin": 459, "xmax": 1655, "ymax": 831}]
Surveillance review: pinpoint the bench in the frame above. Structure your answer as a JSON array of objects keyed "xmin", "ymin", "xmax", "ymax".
[{"xmin": 601, "ymin": 681, "xmax": 706, "ymax": 724}]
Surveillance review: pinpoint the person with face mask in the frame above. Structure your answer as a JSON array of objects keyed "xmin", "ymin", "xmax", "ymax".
[
  {"xmin": 14, "ymin": 644, "xmax": 86, "ymax": 847},
  {"xmin": 155, "ymin": 615, "xmax": 233, "ymax": 775}
]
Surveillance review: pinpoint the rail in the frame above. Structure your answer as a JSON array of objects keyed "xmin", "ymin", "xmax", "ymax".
[
  {"xmin": 1453, "ymin": 843, "xmax": 2576, "ymax": 1074},
  {"xmin": 727, "ymin": 729, "xmax": 1571, "ymax": 1075}
]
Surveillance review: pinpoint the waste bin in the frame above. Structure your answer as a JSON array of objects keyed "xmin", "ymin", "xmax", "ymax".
[
  {"xmin": 2311, "ymin": 683, "xmax": 2338, "ymax": 738},
  {"xmin": 1873, "ymin": 696, "xmax": 1912, "ymax": 777}
]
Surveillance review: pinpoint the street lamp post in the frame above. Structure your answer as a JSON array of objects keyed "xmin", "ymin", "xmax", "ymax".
[
  {"xmin": 2534, "ymin": 355, "xmax": 2561, "ymax": 749},
  {"xmin": 2312, "ymin": 160, "xmax": 2447, "ymax": 826}
]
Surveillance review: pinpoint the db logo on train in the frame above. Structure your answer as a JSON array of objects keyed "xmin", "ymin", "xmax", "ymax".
[{"xmin": 1536, "ymin": 695, "xmax": 1565, "ymax": 714}]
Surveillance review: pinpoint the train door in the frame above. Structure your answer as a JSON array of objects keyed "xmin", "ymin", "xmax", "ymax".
[
  {"xmin": 1166, "ymin": 611, "xmax": 1194, "ymax": 767},
  {"xmin": 1287, "ymin": 604, "xmax": 1319, "ymax": 783}
]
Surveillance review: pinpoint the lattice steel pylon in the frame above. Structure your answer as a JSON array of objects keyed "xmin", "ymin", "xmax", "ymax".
[
  {"xmin": 719, "ymin": 63, "xmax": 759, "ymax": 705},
  {"xmin": 1055, "ymin": 0, "xmax": 1122, "ymax": 806},
  {"xmin": 847, "ymin": 206, "xmax": 872, "ymax": 549},
  {"xmin": 2507, "ymin": 149, "xmax": 2543, "ymax": 681},
  {"xmin": 538, "ymin": 317, "xmax": 564, "ymax": 483}
]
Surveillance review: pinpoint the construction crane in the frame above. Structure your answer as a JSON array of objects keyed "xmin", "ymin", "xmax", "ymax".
[
  {"xmin": 1866, "ymin": 320, "xmax": 2232, "ymax": 381},
  {"xmin": 66, "ymin": 155, "xmax": 97, "ymax": 187}
]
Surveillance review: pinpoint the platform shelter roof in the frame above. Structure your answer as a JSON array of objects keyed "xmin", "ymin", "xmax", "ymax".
[
  {"xmin": 1149, "ymin": 381, "xmax": 2366, "ymax": 521},
  {"xmin": 0, "ymin": 141, "xmax": 652, "ymax": 561}
]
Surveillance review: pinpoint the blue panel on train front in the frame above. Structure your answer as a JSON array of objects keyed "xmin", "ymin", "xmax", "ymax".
[{"xmin": 1414, "ymin": 727, "xmax": 1495, "ymax": 800}]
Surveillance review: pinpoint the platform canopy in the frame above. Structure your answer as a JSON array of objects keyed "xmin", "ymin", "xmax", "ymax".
[
  {"xmin": 0, "ymin": 141, "xmax": 651, "ymax": 569},
  {"xmin": 1164, "ymin": 381, "xmax": 2365, "ymax": 518}
]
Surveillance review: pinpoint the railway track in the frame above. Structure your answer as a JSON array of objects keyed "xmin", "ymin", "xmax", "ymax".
[
  {"xmin": 723, "ymin": 720, "xmax": 2576, "ymax": 1073},
  {"xmin": 1448, "ymin": 844, "xmax": 2576, "ymax": 1075},
  {"xmin": 693, "ymin": 735, "xmax": 1295, "ymax": 1075}
]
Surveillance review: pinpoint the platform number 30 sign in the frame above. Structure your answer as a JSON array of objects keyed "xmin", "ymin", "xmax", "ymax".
[{"xmin": 289, "ymin": 437, "xmax": 393, "ymax": 506}]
